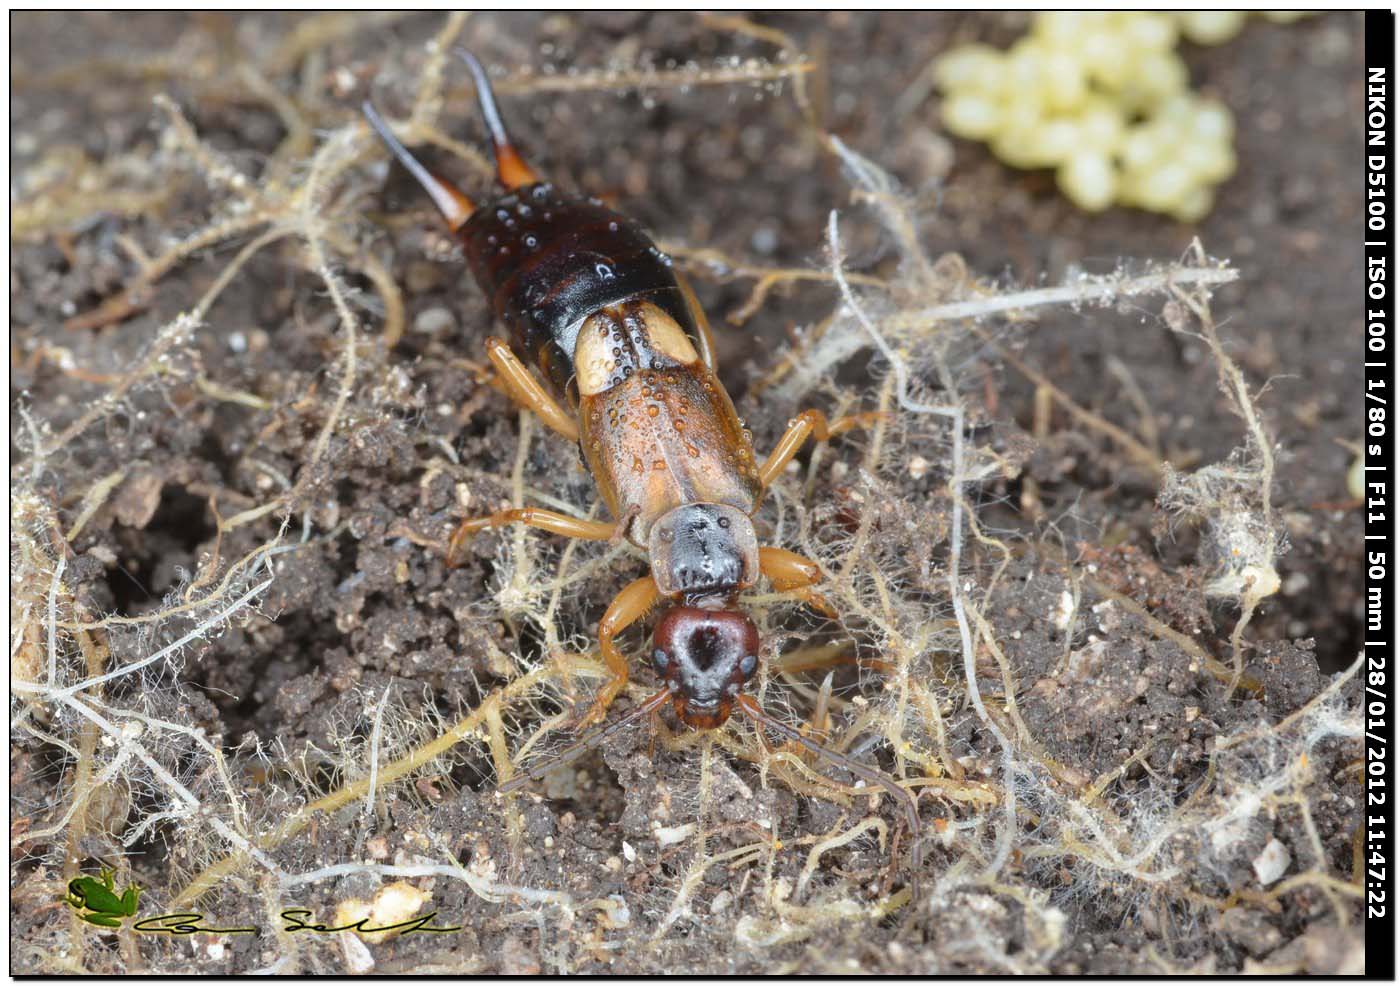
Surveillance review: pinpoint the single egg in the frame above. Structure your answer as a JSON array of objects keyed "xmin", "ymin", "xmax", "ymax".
[
  {"xmin": 1078, "ymin": 30, "xmax": 1132, "ymax": 88},
  {"xmin": 1171, "ymin": 186, "xmax": 1214, "ymax": 223},
  {"xmin": 1156, "ymin": 93, "xmax": 1198, "ymax": 125},
  {"xmin": 992, "ymin": 97, "xmax": 1048, "ymax": 166},
  {"xmin": 1118, "ymin": 124, "xmax": 1169, "ymax": 172},
  {"xmin": 1076, "ymin": 97, "xmax": 1126, "ymax": 151},
  {"xmin": 1006, "ymin": 39, "xmax": 1052, "ymax": 99},
  {"xmin": 1176, "ymin": 11, "xmax": 1248, "ymax": 45},
  {"xmin": 942, "ymin": 93, "xmax": 1003, "ymax": 140},
  {"xmin": 1041, "ymin": 48, "xmax": 1089, "ymax": 113},
  {"xmin": 1120, "ymin": 51, "xmax": 1189, "ymax": 112},
  {"xmin": 992, "ymin": 131, "xmax": 1045, "ymax": 170},
  {"xmin": 1027, "ymin": 117, "xmax": 1082, "ymax": 166},
  {"xmin": 1136, "ymin": 161, "xmax": 1195, "ymax": 212},
  {"xmin": 1033, "ymin": 11, "xmax": 1110, "ymax": 47},
  {"xmin": 1180, "ymin": 140, "xmax": 1237, "ymax": 184},
  {"xmin": 1190, "ymin": 99, "xmax": 1237, "ymax": 142},
  {"xmin": 1059, "ymin": 151, "xmax": 1117, "ymax": 211},
  {"xmin": 1120, "ymin": 12, "xmax": 1179, "ymax": 53},
  {"xmin": 935, "ymin": 44, "xmax": 1004, "ymax": 94}
]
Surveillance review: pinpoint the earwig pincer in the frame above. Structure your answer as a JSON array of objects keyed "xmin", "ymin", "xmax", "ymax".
[{"xmin": 364, "ymin": 51, "xmax": 920, "ymax": 873}]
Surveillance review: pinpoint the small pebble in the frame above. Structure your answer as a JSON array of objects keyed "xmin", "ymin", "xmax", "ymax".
[
  {"xmin": 414, "ymin": 307, "xmax": 456, "ymax": 336},
  {"xmin": 1253, "ymin": 838, "xmax": 1291, "ymax": 886}
]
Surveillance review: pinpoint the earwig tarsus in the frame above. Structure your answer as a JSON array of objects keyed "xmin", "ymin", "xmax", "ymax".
[{"xmin": 363, "ymin": 50, "xmax": 921, "ymax": 882}]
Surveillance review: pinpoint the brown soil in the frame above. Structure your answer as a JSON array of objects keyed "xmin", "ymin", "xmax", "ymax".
[{"xmin": 10, "ymin": 12, "xmax": 1365, "ymax": 975}]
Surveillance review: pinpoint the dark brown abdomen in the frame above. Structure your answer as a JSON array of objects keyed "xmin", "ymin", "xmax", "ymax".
[{"xmin": 458, "ymin": 183, "xmax": 697, "ymax": 402}]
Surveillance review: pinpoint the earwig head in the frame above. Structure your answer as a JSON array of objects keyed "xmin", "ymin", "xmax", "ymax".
[
  {"xmin": 652, "ymin": 606, "xmax": 760, "ymax": 728},
  {"xmin": 647, "ymin": 503, "xmax": 758, "ymax": 603}
]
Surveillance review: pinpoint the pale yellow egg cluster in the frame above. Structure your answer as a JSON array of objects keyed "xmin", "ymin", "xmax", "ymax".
[{"xmin": 935, "ymin": 12, "xmax": 1301, "ymax": 221}]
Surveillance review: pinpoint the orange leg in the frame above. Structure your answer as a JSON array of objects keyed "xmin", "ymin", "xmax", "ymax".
[
  {"xmin": 579, "ymin": 576, "xmax": 661, "ymax": 727},
  {"xmin": 447, "ymin": 507, "xmax": 621, "ymax": 567},
  {"xmin": 483, "ymin": 336, "xmax": 580, "ymax": 441},
  {"xmin": 759, "ymin": 546, "xmax": 837, "ymax": 619},
  {"xmin": 757, "ymin": 408, "xmax": 884, "ymax": 488},
  {"xmin": 676, "ymin": 271, "xmax": 718, "ymax": 370}
]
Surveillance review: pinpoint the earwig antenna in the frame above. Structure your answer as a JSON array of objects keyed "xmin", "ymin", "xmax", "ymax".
[
  {"xmin": 498, "ymin": 688, "xmax": 671, "ymax": 795},
  {"xmin": 736, "ymin": 694, "xmax": 924, "ymax": 875},
  {"xmin": 361, "ymin": 100, "xmax": 475, "ymax": 230},
  {"xmin": 454, "ymin": 48, "xmax": 541, "ymax": 189}
]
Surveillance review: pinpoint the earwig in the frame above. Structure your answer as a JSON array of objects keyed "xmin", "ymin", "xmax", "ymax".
[{"xmin": 364, "ymin": 50, "xmax": 921, "ymax": 880}]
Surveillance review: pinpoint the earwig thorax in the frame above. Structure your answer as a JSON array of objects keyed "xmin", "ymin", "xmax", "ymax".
[{"xmin": 647, "ymin": 503, "xmax": 758, "ymax": 602}]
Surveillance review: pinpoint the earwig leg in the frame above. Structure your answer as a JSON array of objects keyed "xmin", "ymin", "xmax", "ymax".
[
  {"xmin": 483, "ymin": 336, "xmax": 580, "ymax": 441},
  {"xmin": 759, "ymin": 545, "xmax": 837, "ymax": 619},
  {"xmin": 579, "ymin": 576, "xmax": 661, "ymax": 728},
  {"xmin": 756, "ymin": 408, "xmax": 885, "ymax": 489},
  {"xmin": 447, "ymin": 507, "xmax": 619, "ymax": 567},
  {"xmin": 362, "ymin": 101, "xmax": 475, "ymax": 230},
  {"xmin": 736, "ymin": 693, "xmax": 923, "ymax": 884},
  {"xmin": 676, "ymin": 272, "xmax": 718, "ymax": 370},
  {"xmin": 499, "ymin": 688, "xmax": 670, "ymax": 794},
  {"xmin": 456, "ymin": 49, "xmax": 542, "ymax": 189}
]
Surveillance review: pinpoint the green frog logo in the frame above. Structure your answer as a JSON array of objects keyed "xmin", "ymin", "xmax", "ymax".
[{"xmin": 62, "ymin": 868, "xmax": 142, "ymax": 928}]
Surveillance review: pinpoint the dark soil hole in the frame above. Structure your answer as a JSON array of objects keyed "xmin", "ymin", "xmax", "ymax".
[
  {"xmin": 147, "ymin": 484, "xmax": 218, "ymax": 560},
  {"xmin": 107, "ymin": 485, "xmax": 218, "ymax": 617},
  {"xmin": 1308, "ymin": 572, "xmax": 1362, "ymax": 673},
  {"xmin": 105, "ymin": 560, "xmax": 156, "ymax": 618},
  {"xmin": 120, "ymin": 786, "xmax": 173, "ymax": 866},
  {"xmin": 1317, "ymin": 627, "xmax": 1360, "ymax": 673},
  {"xmin": 513, "ymin": 614, "xmax": 549, "ymax": 670},
  {"xmin": 449, "ymin": 750, "xmax": 497, "ymax": 793},
  {"xmin": 196, "ymin": 426, "xmax": 237, "ymax": 484}
]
